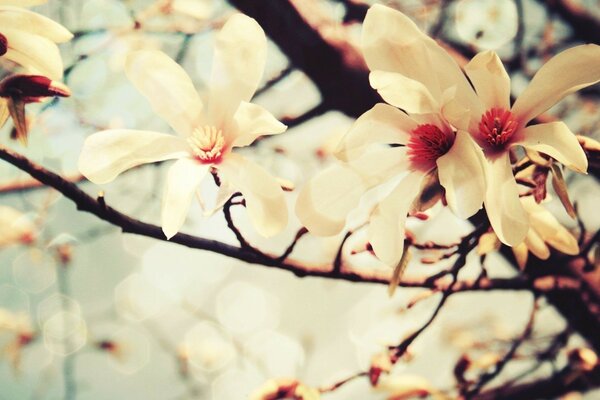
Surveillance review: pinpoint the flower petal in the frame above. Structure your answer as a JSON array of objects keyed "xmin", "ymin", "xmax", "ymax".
[
  {"xmin": 512, "ymin": 44, "xmax": 600, "ymax": 124},
  {"xmin": 78, "ymin": 130, "xmax": 189, "ymax": 184},
  {"xmin": 464, "ymin": 50, "xmax": 510, "ymax": 111},
  {"xmin": 0, "ymin": 6, "xmax": 73, "ymax": 43},
  {"xmin": 2, "ymin": 28, "xmax": 64, "ymax": 79},
  {"xmin": 230, "ymin": 101, "xmax": 286, "ymax": 147},
  {"xmin": 361, "ymin": 4, "xmax": 479, "ymax": 112},
  {"xmin": 162, "ymin": 158, "xmax": 209, "ymax": 239},
  {"xmin": 217, "ymin": 153, "xmax": 287, "ymax": 237},
  {"xmin": 171, "ymin": 0, "xmax": 213, "ymax": 19},
  {"xmin": 125, "ymin": 50, "xmax": 203, "ymax": 137},
  {"xmin": 368, "ymin": 172, "xmax": 423, "ymax": 266},
  {"xmin": 369, "ymin": 71, "xmax": 438, "ymax": 114},
  {"xmin": 513, "ymin": 121, "xmax": 587, "ymax": 173},
  {"xmin": 296, "ymin": 163, "xmax": 367, "ymax": 236},
  {"xmin": 0, "ymin": 1, "xmax": 46, "ymax": 6},
  {"xmin": 484, "ymin": 154, "xmax": 528, "ymax": 246},
  {"xmin": 524, "ymin": 228, "xmax": 550, "ymax": 260},
  {"xmin": 208, "ymin": 14, "xmax": 266, "ymax": 126},
  {"xmin": 335, "ymin": 103, "xmax": 415, "ymax": 161},
  {"xmin": 437, "ymin": 130, "xmax": 486, "ymax": 219}
]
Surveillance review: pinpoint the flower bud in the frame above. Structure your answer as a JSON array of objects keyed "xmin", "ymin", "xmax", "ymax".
[
  {"xmin": 0, "ymin": 33, "xmax": 7, "ymax": 56},
  {"xmin": 0, "ymin": 74, "xmax": 71, "ymax": 102}
]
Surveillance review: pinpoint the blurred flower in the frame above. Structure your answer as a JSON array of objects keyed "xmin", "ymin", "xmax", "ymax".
[
  {"xmin": 296, "ymin": 5, "xmax": 487, "ymax": 266},
  {"xmin": 0, "ymin": 205, "xmax": 36, "ymax": 248},
  {"xmin": 0, "ymin": 308, "xmax": 35, "ymax": 372},
  {"xmin": 79, "ymin": 14, "xmax": 288, "ymax": 239},
  {"xmin": 455, "ymin": 0, "xmax": 518, "ymax": 50},
  {"xmin": 0, "ymin": 0, "xmax": 72, "ymax": 80},
  {"xmin": 512, "ymin": 197, "xmax": 579, "ymax": 269},
  {"xmin": 250, "ymin": 378, "xmax": 320, "ymax": 400}
]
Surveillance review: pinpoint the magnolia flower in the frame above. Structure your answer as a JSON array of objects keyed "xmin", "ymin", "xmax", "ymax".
[
  {"xmin": 79, "ymin": 14, "xmax": 288, "ymax": 239},
  {"xmin": 0, "ymin": 205, "xmax": 36, "ymax": 248},
  {"xmin": 361, "ymin": 4, "xmax": 600, "ymax": 247},
  {"xmin": 512, "ymin": 196, "xmax": 579, "ymax": 269},
  {"xmin": 0, "ymin": 0, "xmax": 72, "ymax": 80},
  {"xmin": 296, "ymin": 6, "xmax": 488, "ymax": 266}
]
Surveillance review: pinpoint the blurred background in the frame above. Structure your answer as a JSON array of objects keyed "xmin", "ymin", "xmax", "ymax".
[{"xmin": 1, "ymin": 0, "xmax": 600, "ymax": 399}]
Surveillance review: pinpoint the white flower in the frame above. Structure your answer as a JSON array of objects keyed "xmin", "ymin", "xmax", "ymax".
[
  {"xmin": 0, "ymin": 205, "xmax": 36, "ymax": 248},
  {"xmin": 451, "ymin": 47, "xmax": 599, "ymax": 246},
  {"xmin": 79, "ymin": 14, "xmax": 288, "ymax": 239},
  {"xmin": 512, "ymin": 197, "xmax": 579, "ymax": 269},
  {"xmin": 0, "ymin": 0, "xmax": 73, "ymax": 80},
  {"xmin": 296, "ymin": 5, "xmax": 488, "ymax": 266}
]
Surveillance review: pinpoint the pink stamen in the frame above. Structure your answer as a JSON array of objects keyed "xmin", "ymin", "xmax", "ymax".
[
  {"xmin": 478, "ymin": 108, "xmax": 517, "ymax": 148},
  {"xmin": 407, "ymin": 124, "xmax": 453, "ymax": 171}
]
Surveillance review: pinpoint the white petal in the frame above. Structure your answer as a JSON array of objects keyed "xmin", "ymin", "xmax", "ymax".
[
  {"xmin": 369, "ymin": 71, "xmax": 439, "ymax": 114},
  {"xmin": 126, "ymin": 50, "xmax": 203, "ymax": 136},
  {"xmin": 513, "ymin": 121, "xmax": 587, "ymax": 173},
  {"xmin": 296, "ymin": 163, "xmax": 367, "ymax": 236},
  {"xmin": 361, "ymin": 4, "xmax": 479, "ymax": 113},
  {"xmin": 512, "ymin": 44, "xmax": 600, "ymax": 124},
  {"xmin": 437, "ymin": 130, "xmax": 486, "ymax": 219},
  {"xmin": 336, "ymin": 103, "xmax": 414, "ymax": 161},
  {"xmin": 484, "ymin": 154, "xmax": 528, "ymax": 246},
  {"xmin": 3, "ymin": 28, "xmax": 64, "ymax": 79},
  {"xmin": 349, "ymin": 146, "xmax": 410, "ymax": 186},
  {"xmin": 216, "ymin": 153, "xmax": 287, "ymax": 237},
  {"xmin": 78, "ymin": 130, "xmax": 189, "ymax": 184},
  {"xmin": 171, "ymin": 0, "xmax": 213, "ymax": 19},
  {"xmin": 230, "ymin": 101, "xmax": 286, "ymax": 147},
  {"xmin": 0, "ymin": 1, "xmax": 46, "ymax": 6},
  {"xmin": 368, "ymin": 172, "xmax": 423, "ymax": 266},
  {"xmin": 464, "ymin": 50, "xmax": 511, "ymax": 111},
  {"xmin": 162, "ymin": 158, "xmax": 209, "ymax": 239},
  {"xmin": 208, "ymin": 14, "xmax": 266, "ymax": 126},
  {"xmin": 524, "ymin": 228, "xmax": 550, "ymax": 260},
  {"xmin": 0, "ymin": 6, "xmax": 72, "ymax": 43}
]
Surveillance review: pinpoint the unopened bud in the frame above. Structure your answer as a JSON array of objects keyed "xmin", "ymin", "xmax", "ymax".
[
  {"xmin": 0, "ymin": 33, "xmax": 7, "ymax": 56},
  {"xmin": 0, "ymin": 74, "xmax": 71, "ymax": 102}
]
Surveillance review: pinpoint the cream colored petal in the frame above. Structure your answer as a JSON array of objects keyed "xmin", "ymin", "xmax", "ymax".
[
  {"xmin": 216, "ymin": 153, "xmax": 287, "ymax": 237},
  {"xmin": 522, "ymin": 197, "xmax": 579, "ymax": 256},
  {"xmin": 0, "ymin": 6, "xmax": 72, "ymax": 42},
  {"xmin": 484, "ymin": 154, "xmax": 528, "ymax": 246},
  {"xmin": 208, "ymin": 14, "xmax": 266, "ymax": 126},
  {"xmin": 295, "ymin": 164, "xmax": 367, "ymax": 236},
  {"xmin": 368, "ymin": 172, "xmax": 423, "ymax": 266},
  {"xmin": 230, "ymin": 101, "xmax": 286, "ymax": 148},
  {"xmin": 172, "ymin": 0, "xmax": 213, "ymax": 19},
  {"xmin": 78, "ymin": 130, "xmax": 189, "ymax": 184},
  {"xmin": 437, "ymin": 130, "xmax": 486, "ymax": 219},
  {"xmin": 0, "ymin": 205, "xmax": 35, "ymax": 248},
  {"xmin": 514, "ymin": 122, "xmax": 588, "ymax": 173},
  {"xmin": 349, "ymin": 146, "xmax": 410, "ymax": 186},
  {"xmin": 361, "ymin": 4, "xmax": 479, "ymax": 113},
  {"xmin": 125, "ymin": 50, "xmax": 203, "ymax": 137},
  {"xmin": 512, "ymin": 44, "xmax": 600, "ymax": 124},
  {"xmin": 524, "ymin": 228, "xmax": 550, "ymax": 260},
  {"xmin": 162, "ymin": 158, "xmax": 209, "ymax": 239},
  {"xmin": 464, "ymin": 50, "xmax": 511, "ymax": 111},
  {"xmin": 512, "ymin": 242, "xmax": 529, "ymax": 269},
  {"xmin": 3, "ymin": 28, "xmax": 63, "ymax": 79},
  {"xmin": 0, "ymin": 1, "xmax": 46, "ymax": 6},
  {"xmin": 369, "ymin": 70, "xmax": 439, "ymax": 114},
  {"xmin": 335, "ymin": 103, "xmax": 414, "ymax": 161}
]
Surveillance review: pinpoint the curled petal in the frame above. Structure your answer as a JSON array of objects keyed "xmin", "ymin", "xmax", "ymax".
[
  {"xmin": 369, "ymin": 71, "xmax": 438, "ymax": 114},
  {"xmin": 512, "ymin": 45, "xmax": 600, "ymax": 125},
  {"xmin": 0, "ymin": 6, "xmax": 73, "ymax": 43},
  {"xmin": 437, "ymin": 130, "xmax": 486, "ymax": 219},
  {"xmin": 209, "ymin": 14, "xmax": 266, "ymax": 126},
  {"xmin": 2, "ymin": 28, "xmax": 64, "ymax": 79},
  {"xmin": 464, "ymin": 50, "xmax": 511, "ymax": 111},
  {"xmin": 524, "ymin": 228, "xmax": 551, "ymax": 260},
  {"xmin": 368, "ymin": 172, "xmax": 423, "ymax": 266},
  {"xmin": 217, "ymin": 153, "xmax": 287, "ymax": 237},
  {"xmin": 162, "ymin": 158, "xmax": 209, "ymax": 239},
  {"xmin": 484, "ymin": 154, "xmax": 528, "ymax": 246},
  {"xmin": 0, "ymin": 74, "xmax": 70, "ymax": 101},
  {"xmin": 78, "ymin": 130, "xmax": 189, "ymax": 184},
  {"xmin": 126, "ymin": 50, "xmax": 203, "ymax": 137},
  {"xmin": 231, "ymin": 101, "xmax": 286, "ymax": 147},
  {"xmin": 513, "ymin": 122, "xmax": 587, "ymax": 173},
  {"xmin": 296, "ymin": 164, "xmax": 367, "ymax": 236},
  {"xmin": 336, "ymin": 103, "xmax": 414, "ymax": 161}
]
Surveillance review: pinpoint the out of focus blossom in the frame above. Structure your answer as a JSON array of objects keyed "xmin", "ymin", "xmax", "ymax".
[
  {"xmin": 455, "ymin": 0, "xmax": 518, "ymax": 49},
  {"xmin": 0, "ymin": 206, "xmax": 36, "ymax": 248},
  {"xmin": 0, "ymin": 308, "xmax": 34, "ymax": 371},
  {"xmin": 79, "ymin": 14, "xmax": 288, "ymax": 239},
  {"xmin": 0, "ymin": 0, "xmax": 72, "ymax": 80},
  {"xmin": 512, "ymin": 197, "xmax": 579, "ymax": 268},
  {"xmin": 250, "ymin": 378, "xmax": 320, "ymax": 400}
]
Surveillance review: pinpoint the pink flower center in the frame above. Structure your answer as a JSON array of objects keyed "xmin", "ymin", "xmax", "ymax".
[
  {"xmin": 407, "ymin": 124, "xmax": 453, "ymax": 171},
  {"xmin": 188, "ymin": 125, "xmax": 225, "ymax": 164},
  {"xmin": 478, "ymin": 108, "xmax": 517, "ymax": 149},
  {"xmin": 0, "ymin": 33, "xmax": 7, "ymax": 56}
]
